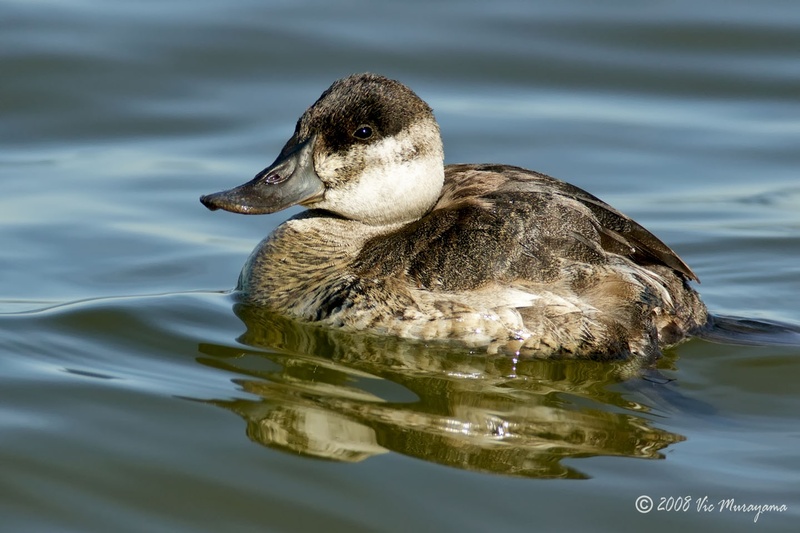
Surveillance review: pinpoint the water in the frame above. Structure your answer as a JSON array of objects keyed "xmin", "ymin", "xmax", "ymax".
[{"xmin": 2, "ymin": 1, "xmax": 799, "ymax": 531}]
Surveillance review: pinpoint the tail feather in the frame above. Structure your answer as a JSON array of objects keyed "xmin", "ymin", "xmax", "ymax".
[{"xmin": 698, "ymin": 315, "xmax": 800, "ymax": 347}]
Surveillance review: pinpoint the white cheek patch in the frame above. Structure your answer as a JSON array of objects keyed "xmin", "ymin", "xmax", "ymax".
[
  {"xmin": 314, "ymin": 151, "xmax": 347, "ymax": 182},
  {"xmin": 313, "ymin": 120, "xmax": 445, "ymax": 225}
]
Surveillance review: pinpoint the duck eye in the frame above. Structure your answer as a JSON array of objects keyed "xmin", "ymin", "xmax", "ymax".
[{"xmin": 353, "ymin": 125, "xmax": 373, "ymax": 140}]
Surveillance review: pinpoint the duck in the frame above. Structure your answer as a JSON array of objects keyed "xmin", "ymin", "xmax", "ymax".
[{"xmin": 201, "ymin": 73, "xmax": 708, "ymax": 361}]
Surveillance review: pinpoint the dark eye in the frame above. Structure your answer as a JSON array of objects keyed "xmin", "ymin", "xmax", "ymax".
[{"xmin": 353, "ymin": 125, "xmax": 373, "ymax": 140}]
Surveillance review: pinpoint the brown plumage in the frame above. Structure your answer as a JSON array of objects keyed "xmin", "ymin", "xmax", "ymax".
[{"xmin": 202, "ymin": 73, "xmax": 708, "ymax": 362}]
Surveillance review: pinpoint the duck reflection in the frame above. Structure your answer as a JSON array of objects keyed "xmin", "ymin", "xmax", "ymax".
[{"xmin": 197, "ymin": 303, "xmax": 686, "ymax": 479}]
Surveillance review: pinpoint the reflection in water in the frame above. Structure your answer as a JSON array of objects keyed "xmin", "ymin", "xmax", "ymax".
[{"xmin": 198, "ymin": 304, "xmax": 686, "ymax": 479}]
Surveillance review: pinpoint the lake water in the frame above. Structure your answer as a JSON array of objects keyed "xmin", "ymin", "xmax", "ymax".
[{"xmin": 1, "ymin": 1, "xmax": 799, "ymax": 531}]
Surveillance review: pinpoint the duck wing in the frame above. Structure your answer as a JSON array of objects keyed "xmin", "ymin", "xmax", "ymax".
[
  {"xmin": 509, "ymin": 167, "xmax": 700, "ymax": 282},
  {"xmin": 354, "ymin": 164, "xmax": 698, "ymax": 291}
]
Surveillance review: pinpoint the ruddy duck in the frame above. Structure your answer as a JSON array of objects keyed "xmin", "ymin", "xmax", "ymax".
[{"xmin": 201, "ymin": 73, "xmax": 708, "ymax": 361}]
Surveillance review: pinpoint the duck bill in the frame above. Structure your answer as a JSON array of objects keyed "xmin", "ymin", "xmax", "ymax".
[{"xmin": 200, "ymin": 137, "xmax": 324, "ymax": 214}]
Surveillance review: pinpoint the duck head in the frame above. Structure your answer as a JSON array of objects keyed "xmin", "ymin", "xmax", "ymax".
[{"xmin": 201, "ymin": 73, "xmax": 445, "ymax": 225}]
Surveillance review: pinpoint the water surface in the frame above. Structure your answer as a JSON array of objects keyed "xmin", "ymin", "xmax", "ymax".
[{"xmin": 1, "ymin": 1, "xmax": 799, "ymax": 531}]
